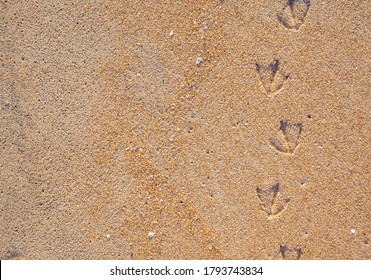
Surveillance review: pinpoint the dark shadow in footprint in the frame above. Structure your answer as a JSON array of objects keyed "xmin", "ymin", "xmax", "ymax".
[
  {"xmin": 1, "ymin": 249, "xmax": 22, "ymax": 260},
  {"xmin": 278, "ymin": 0, "xmax": 311, "ymax": 30}
]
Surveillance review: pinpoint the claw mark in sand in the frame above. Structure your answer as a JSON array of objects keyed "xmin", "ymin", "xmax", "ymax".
[
  {"xmin": 256, "ymin": 60, "xmax": 289, "ymax": 95},
  {"xmin": 256, "ymin": 183, "xmax": 289, "ymax": 219},
  {"xmin": 278, "ymin": 0, "xmax": 311, "ymax": 30},
  {"xmin": 271, "ymin": 121, "xmax": 302, "ymax": 154},
  {"xmin": 280, "ymin": 245, "xmax": 302, "ymax": 259}
]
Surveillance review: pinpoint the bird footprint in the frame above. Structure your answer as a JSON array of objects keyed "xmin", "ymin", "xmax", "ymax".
[
  {"xmin": 277, "ymin": 0, "xmax": 311, "ymax": 30},
  {"xmin": 280, "ymin": 245, "xmax": 302, "ymax": 259},
  {"xmin": 271, "ymin": 121, "xmax": 302, "ymax": 154},
  {"xmin": 256, "ymin": 60, "xmax": 289, "ymax": 95},
  {"xmin": 256, "ymin": 183, "xmax": 289, "ymax": 219}
]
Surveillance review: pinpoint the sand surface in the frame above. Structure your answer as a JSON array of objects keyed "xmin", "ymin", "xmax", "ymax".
[{"xmin": 1, "ymin": 0, "xmax": 370, "ymax": 259}]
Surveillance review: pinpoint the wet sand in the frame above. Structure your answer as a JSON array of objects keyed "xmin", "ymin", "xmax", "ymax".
[{"xmin": 0, "ymin": 0, "xmax": 370, "ymax": 259}]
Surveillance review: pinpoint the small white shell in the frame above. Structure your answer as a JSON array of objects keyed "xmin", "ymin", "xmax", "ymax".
[{"xmin": 196, "ymin": 57, "xmax": 202, "ymax": 67}]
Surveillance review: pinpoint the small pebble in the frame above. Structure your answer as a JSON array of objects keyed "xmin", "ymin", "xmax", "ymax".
[
  {"xmin": 196, "ymin": 57, "xmax": 202, "ymax": 67},
  {"xmin": 351, "ymin": 228, "xmax": 356, "ymax": 234},
  {"xmin": 148, "ymin": 232, "xmax": 154, "ymax": 239},
  {"xmin": 169, "ymin": 30, "xmax": 173, "ymax": 37},
  {"xmin": 106, "ymin": 234, "xmax": 110, "ymax": 239}
]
